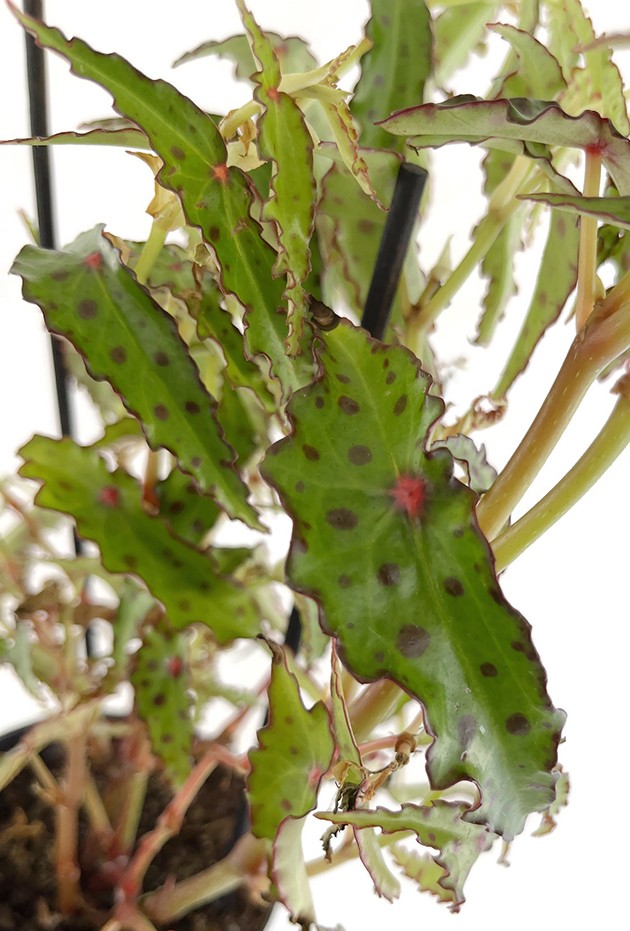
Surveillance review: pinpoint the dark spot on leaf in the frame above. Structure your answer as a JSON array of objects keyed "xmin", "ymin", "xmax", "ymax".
[
  {"xmin": 453, "ymin": 527, "xmax": 464, "ymax": 538},
  {"xmin": 338, "ymin": 574, "xmax": 352, "ymax": 588},
  {"xmin": 77, "ymin": 299, "xmax": 98, "ymax": 319},
  {"xmin": 393, "ymin": 394, "xmax": 408, "ymax": 415},
  {"xmin": 444, "ymin": 577, "xmax": 464, "ymax": 597},
  {"xmin": 123, "ymin": 554, "xmax": 137, "ymax": 569},
  {"xmin": 154, "ymin": 694, "xmax": 166, "ymax": 706},
  {"xmin": 185, "ymin": 401, "xmax": 201, "ymax": 414},
  {"xmin": 396, "ymin": 624, "xmax": 430, "ymax": 658},
  {"xmin": 374, "ymin": 650, "xmax": 385, "ymax": 663},
  {"xmin": 191, "ymin": 457, "xmax": 202, "ymax": 468},
  {"xmin": 289, "ymin": 746, "xmax": 299, "ymax": 756},
  {"xmin": 383, "ymin": 358, "xmax": 390, "ymax": 369},
  {"xmin": 303, "ymin": 444, "xmax": 320, "ymax": 461},
  {"xmin": 208, "ymin": 226, "xmax": 221, "ymax": 241},
  {"xmin": 179, "ymin": 599, "xmax": 191, "ymax": 611},
  {"xmin": 281, "ymin": 799, "xmax": 292, "ymax": 812},
  {"xmin": 52, "ymin": 270, "xmax": 68, "ymax": 282},
  {"xmin": 109, "ymin": 346, "xmax": 127, "ymax": 364},
  {"xmin": 506, "ymin": 713, "xmax": 531, "ymax": 736},
  {"xmin": 480, "ymin": 662, "xmax": 498, "ymax": 677},
  {"xmin": 358, "ymin": 218, "xmax": 375, "ymax": 234},
  {"xmin": 284, "ymin": 715, "xmax": 294, "ymax": 725},
  {"xmin": 385, "ymin": 371, "xmax": 396, "ymax": 385},
  {"xmin": 458, "ymin": 715, "xmax": 477, "ymax": 749},
  {"xmin": 336, "ymin": 373, "xmax": 351, "ymax": 384},
  {"xmin": 154, "ymin": 404, "xmax": 170, "ymax": 421},
  {"xmin": 338, "ymin": 396, "xmax": 360, "ymax": 415},
  {"xmin": 168, "ymin": 501, "xmax": 184, "ymax": 515},
  {"xmin": 295, "ymin": 481, "xmax": 305, "ymax": 492},
  {"xmin": 170, "ymin": 145, "xmax": 185, "ymax": 160},
  {"xmin": 326, "ymin": 508, "xmax": 358, "ymax": 530},
  {"xmin": 155, "ymin": 351, "xmax": 170, "ymax": 366},
  {"xmin": 315, "ymin": 396, "xmax": 324, "ymax": 409},
  {"xmin": 348, "ymin": 445, "xmax": 372, "ymax": 465},
  {"xmin": 377, "ymin": 563, "xmax": 400, "ymax": 586}
]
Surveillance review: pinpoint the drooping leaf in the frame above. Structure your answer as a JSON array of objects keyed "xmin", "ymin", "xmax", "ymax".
[
  {"xmin": 239, "ymin": 0, "xmax": 316, "ymax": 353},
  {"xmin": 262, "ymin": 320, "xmax": 565, "ymax": 840},
  {"xmin": 351, "ymin": 0, "xmax": 432, "ymax": 151},
  {"xmin": 433, "ymin": 3, "xmax": 499, "ymax": 88},
  {"xmin": 110, "ymin": 581, "xmax": 157, "ymax": 678},
  {"xmin": 356, "ymin": 827, "xmax": 402, "ymax": 901},
  {"xmin": 523, "ymin": 191, "xmax": 630, "ymax": 230},
  {"xmin": 315, "ymin": 802, "xmax": 496, "ymax": 908},
  {"xmin": 379, "ymin": 96, "xmax": 630, "ymax": 194},
  {"xmin": 12, "ymin": 227, "xmax": 260, "ymax": 529},
  {"xmin": 431, "ymin": 434, "xmax": 497, "ymax": 495},
  {"xmin": 131, "ymin": 623, "xmax": 193, "ymax": 787},
  {"xmin": 11, "ymin": 5, "xmax": 314, "ymax": 397},
  {"xmin": 494, "ymin": 209, "xmax": 580, "ymax": 396},
  {"xmin": 390, "ymin": 843, "xmax": 453, "ymax": 905},
  {"xmin": 272, "ymin": 817, "xmax": 316, "ymax": 926},
  {"xmin": 247, "ymin": 639, "xmax": 335, "ymax": 841},
  {"xmin": 173, "ymin": 31, "xmax": 317, "ymax": 78},
  {"xmin": 490, "ymin": 23, "xmax": 566, "ymax": 100},
  {"xmin": 19, "ymin": 436, "xmax": 258, "ymax": 642},
  {"xmin": 476, "ymin": 210, "xmax": 524, "ymax": 344},
  {"xmin": 0, "ymin": 127, "xmax": 150, "ymax": 149}
]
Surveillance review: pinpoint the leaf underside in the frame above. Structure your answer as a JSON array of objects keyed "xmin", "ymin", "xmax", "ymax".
[{"xmin": 262, "ymin": 321, "xmax": 565, "ymax": 840}]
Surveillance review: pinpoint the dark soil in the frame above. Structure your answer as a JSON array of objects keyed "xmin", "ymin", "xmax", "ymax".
[{"xmin": 0, "ymin": 732, "xmax": 272, "ymax": 930}]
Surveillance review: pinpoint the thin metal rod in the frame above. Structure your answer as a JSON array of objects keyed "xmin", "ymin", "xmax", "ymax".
[{"xmin": 361, "ymin": 162, "xmax": 428, "ymax": 340}]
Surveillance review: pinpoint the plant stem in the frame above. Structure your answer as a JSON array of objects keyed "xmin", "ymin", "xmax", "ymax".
[
  {"xmin": 477, "ymin": 304, "xmax": 630, "ymax": 541},
  {"xmin": 412, "ymin": 156, "xmax": 533, "ymax": 335},
  {"xmin": 492, "ymin": 376, "xmax": 630, "ymax": 570},
  {"xmin": 575, "ymin": 149, "xmax": 602, "ymax": 329},
  {"xmin": 349, "ymin": 680, "xmax": 405, "ymax": 744},
  {"xmin": 132, "ymin": 221, "xmax": 167, "ymax": 287},
  {"xmin": 56, "ymin": 731, "xmax": 87, "ymax": 915}
]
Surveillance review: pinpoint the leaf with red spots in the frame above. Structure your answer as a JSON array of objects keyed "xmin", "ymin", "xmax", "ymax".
[
  {"xmin": 379, "ymin": 96, "xmax": 630, "ymax": 194},
  {"xmin": 315, "ymin": 802, "xmax": 496, "ymax": 909},
  {"xmin": 19, "ymin": 436, "xmax": 258, "ymax": 643},
  {"xmin": 238, "ymin": 0, "xmax": 316, "ymax": 354},
  {"xmin": 351, "ymin": 0, "xmax": 432, "ymax": 152},
  {"xmin": 247, "ymin": 639, "xmax": 335, "ymax": 841},
  {"xmin": 10, "ymin": 5, "xmax": 315, "ymax": 397},
  {"xmin": 131, "ymin": 623, "xmax": 193, "ymax": 787},
  {"xmin": 12, "ymin": 227, "xmax": 260, "ymax": 529},
  {"xmin": 262, "ymin": 320, "xmax": 566, "ymax": 841}
]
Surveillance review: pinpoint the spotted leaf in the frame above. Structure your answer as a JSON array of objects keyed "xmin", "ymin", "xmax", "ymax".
[
  {"xmin": 262, "ymin": 320, "xmax": 566, "ymax": 840},
  {"xmin": 351, "ymin": 0, "xmax": 432, "ymax": 152},
  {"xmin": 247, "ymin": 640, "xmax": 335, "ymax": 841},
  {"xmin": 11, "ymin": 5, "xmax": 314, "ymax": 397},
  {"xmin": 19, "ymin": 436, "xmax": 258, "ymax": 643},
  {"xmin": 12, "ymin": 227, "xmax": 260, "ymax": 529},
  {"xmin": 131, "ymin": 624, "xmax": 193, "ymax": 787},
  {"xmin": 315, "ymin": 802, "xmax": 496, "ymax": 909}
]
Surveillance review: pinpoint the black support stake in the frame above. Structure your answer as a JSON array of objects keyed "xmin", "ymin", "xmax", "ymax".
[{"xmin": 361, "ymin": 162, "xmax": 428, "ymax": 340}]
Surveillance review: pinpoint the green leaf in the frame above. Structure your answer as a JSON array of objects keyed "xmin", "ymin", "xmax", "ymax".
[
  {"xmin": 272, "ymin": 817, "xmax": 316, "ymax": 925},
  {"xmin": 247, "ymin": 639, "xmax": 335, "ymax": 841},
  {"xmin": 19, "ymin": 436, "xmax": 258, "ymax": 643},
  {"xmin": 11, "ymin": 5, "xmax": 313, "ymax": 397},
  {"xmin": 433, "ymin": 3, "xmax": 499, "ymax": 87},
  {"xmin": 379, "ymin": 96, "xmax": 630, "ymax": 194},
  {"xmin": 0, "ymin": 127, "xmax": 150, "ymax": 149},
  {"xmin": 523, "ymin": 191, "xmax": 630, "ymax": 230},
  {"xmin": 351, "ymin": 0, "xmax": 432, "ymax": 151},
  {"xmin": 356, "ymin": 827, "xmax": 401, "ymax": 901},
  {"xmin": 316, "ymin": 802, "xmax": 496, "ymax": 908},
  {"xmin": 329, "ymin": 646, "xmax": 361, "ymax": 768},
  {"xmin": 390, "ymin": 843, "xmax": 453, "ymax": 906},
  {"xmin": 155, "ymin": 467, "xmax": 220, "ymax": 547},
  {"xmin": 476, "ymin": 210, "xmax": 523, "ymax": 345},
  {"xmin": 12, "ymin": 227, "xmax": 259, "ymax": 529},
  {"xmin": 262, "ymin": 321, "xmax": 565, "ymax": 840},
  {"xmin": 431, "ymin": 434, "xmax": 497, "ymax": 495},
  {"xmin": 173, "ymin": 31, "xmax": 317, "ymax": 78},
  {"xmin": 131, "ymin": 623, "xmax": 193, "ymax": 787},
  {"xmin": 494, "ymin": 209, "xmax": 580, "ymax": 397},
  {"xmin": 111, "ymin": 581, "xmax": 157, "ymax": 678},
  {"xmin": 239, "ymin": 0, "xmax": 316, "ymax": 353},
  {"xmin": 490, "ymin": 24, "xmax": 566, "ymax": 100}
]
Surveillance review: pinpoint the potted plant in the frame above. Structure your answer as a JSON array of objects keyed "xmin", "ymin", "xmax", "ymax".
[{"xmin": 1, "ymin": 0, "xmax": 629, "ymax": 928}]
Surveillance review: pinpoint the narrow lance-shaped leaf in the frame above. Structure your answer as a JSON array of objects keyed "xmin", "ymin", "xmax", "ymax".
[
  {"xmin": 11, "ymin": 5, "xmax": 314, "ymax": 397},
  {"xmin": 12, "ymin": 227, "xmax": 259, "ymax": 528},
  {"xmin": 247, "ymin": 639, "xmax": 335, "ymax": 841},
  {"xmin": 173, "ymin": 31, "xmax": 317, "ymax": 77},
  {"xmin": 238, "ymin": 0, "xmax": 316, "ymax": 353},
  {"xmin": 433, "ymin": 3, "xmax": 499, "ymax": 88},
  {"xmin": 490, "ymin": 23, "xmax": 566, "ymax": 100},
  {"xmin": 131, "ymin": 624, "xmax": 193, "ymax": 787},
  {"xmin": 523, "ymin": 191, "xmax": 630, "ymax": 230},
  {"xmin": 494, "ymin": 208, "xmax": 580, "ymax": 397},
  {"xmin": 315, "ymin": 802, "xmax": 496, "ymax": 909},
  {"xmin": 477, "ymin": 210, "xmax": 523, "ymax": 345},
  {"xmin": 0, "ymin": 127, "xmax": 150, "ymax": 149},
  {"xmin": 379, "ymin": 96, "xmax": 630, "ymax": 194},
  {"xmin": 273, "ymin": 817, "xmax": 316, "ymax": 926},
  {"xmin": 19, "ymin": 436, "xmax": 259, "ymax": 643},
  {"xmin": 351, "ymin": 0, "xmax": 432, "ymax": 151},
  {"xmin": 262, "ymin": 321, "xmax": 565, "ymax": 840}
]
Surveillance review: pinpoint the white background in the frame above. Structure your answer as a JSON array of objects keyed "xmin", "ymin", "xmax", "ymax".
[{"xmin": 1, "ymin": 2, "xmax": 629, "ymax": 929}]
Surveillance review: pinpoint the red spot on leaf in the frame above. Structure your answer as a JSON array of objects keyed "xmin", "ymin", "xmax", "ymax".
[
  {"xmin": 390, "ymin": 474, "xmax": 426, "ymax": 521},
  {"xmin": 166, "ymin": 656, "xmax": 184, "ymax": 678},
  {"xmin": 267, "ymin": 86, "xmax": 281, "ymax": 101},
  {"xmin": 83, "ymin": 252, "xmax": 102, "ymax": 270},
  {"xmin": 98, "ymin": 486, "xmax": 120, "ymax": 508},
  {"xmin": 212, "ymin": 163, "xmax": 229, "ymax": 184}
]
